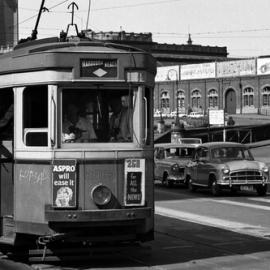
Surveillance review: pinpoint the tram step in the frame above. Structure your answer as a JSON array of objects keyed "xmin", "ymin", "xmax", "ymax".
[{"xmin": 2, "ymin": 215, "xmax": 15, "ymax": 239}]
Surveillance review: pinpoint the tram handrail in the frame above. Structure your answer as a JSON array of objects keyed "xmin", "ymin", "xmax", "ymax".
[
  {"xmin": 144, "ymin": 96, "xmax": 147, "ymax": 143},
  {"xmin": 50, "ymin": 95, "xmax": 56, "ymax": 147}
]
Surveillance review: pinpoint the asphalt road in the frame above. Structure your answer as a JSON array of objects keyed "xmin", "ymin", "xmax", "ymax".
[
  {"xmin": 2, "ymin": 138, "xmax": 270, "ymax": 269},
  {"xmin": 3, "ymin": 183, "xmax": 270, "ymax": 270}
]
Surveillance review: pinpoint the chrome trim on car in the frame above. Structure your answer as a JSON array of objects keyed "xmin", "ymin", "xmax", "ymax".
[{"xmin": 220, "ymin": 169, "xmax": 268, "ymax": 185}]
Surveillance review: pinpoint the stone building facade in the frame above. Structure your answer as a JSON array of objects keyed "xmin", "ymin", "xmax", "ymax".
[
  {"xmin": 0, "ymin": 0, "xmax": 18, "ymax": 51},
  {"xmin": 155, "ymin": 58, "xmax": 270, "ymax": 116},
  {"xmin": 84, "ymin": 30, "xmax": 228, "ymax": 66}
]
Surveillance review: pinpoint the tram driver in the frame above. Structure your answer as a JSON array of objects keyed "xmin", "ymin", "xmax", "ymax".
[{"xmin": 109, "ymin": 95, "xmax": 132, "ymax": 142}]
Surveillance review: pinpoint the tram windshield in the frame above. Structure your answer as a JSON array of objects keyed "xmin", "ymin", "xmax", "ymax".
[{"xmin": 62, "ymin": 88, "xmax": 134, "ymax": 143}]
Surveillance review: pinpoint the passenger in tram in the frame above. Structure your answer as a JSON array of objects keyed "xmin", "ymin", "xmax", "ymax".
[
  {"xmin": 0, "ymin": 103, "xmax": 14, "ymax": 140},
  {"xmin": 62, "ymin": 102, "xmax": 97, "ymax": 143},
  {"xmin": 0, "ymin": 104, "xmax": 13, "ymax": 128},
  {"xmin": 62, "ymin": 104, "xmax": 82, "ymax": 143},
  {"xmin": 76, "ymin": 101, "xmax": 97, "ymax": 142},
  {"xmin": 109, "ymin": 95, "xmax": 132, "ymax": 142}
]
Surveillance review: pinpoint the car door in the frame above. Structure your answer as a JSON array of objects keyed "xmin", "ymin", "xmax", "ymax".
[
  {"xmin": 196, "ymin": 147, "xmax": 210, "ymax": 186},
  {"xmin": 187, "ymin": 148, "xmax": 200, "ymax": 183},
  {"xmin": 154, "ymin": 147, "xmax": 165, "ymax": 180}
]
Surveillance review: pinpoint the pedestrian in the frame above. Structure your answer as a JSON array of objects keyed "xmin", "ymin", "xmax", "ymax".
[{"xmin": 227, "ymin": 116, "xmax": 235, "ymax": 126}]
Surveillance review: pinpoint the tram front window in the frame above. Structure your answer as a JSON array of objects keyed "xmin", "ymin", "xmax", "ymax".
[{"xmin": 62, "ymin": 89, "xmax": 134, "ymax": 143}]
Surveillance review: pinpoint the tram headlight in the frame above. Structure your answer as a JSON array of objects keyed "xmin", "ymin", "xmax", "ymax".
[{"xmin": 91, "ymin": 184, "xmax": 112, "ymax": 206}]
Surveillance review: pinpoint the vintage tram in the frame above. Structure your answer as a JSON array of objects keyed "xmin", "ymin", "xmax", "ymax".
[{"xmin": 0, "ymin": 34, "xmax": 156, "ymax": 249}]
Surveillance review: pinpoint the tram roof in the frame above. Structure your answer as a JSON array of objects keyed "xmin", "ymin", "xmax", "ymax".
[
  {"xmin": 0, "ymin": 37, "xmax": 156, "ymax": 75},
  {"xmin": 13, "ymin": 37, "xmax": 148, "ymax": 54}
]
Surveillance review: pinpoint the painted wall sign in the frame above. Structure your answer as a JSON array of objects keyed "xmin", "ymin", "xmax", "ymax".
[
  {"xmin": 257, "ymin": 58, "xmax": 270, "ymax": 75},
  {"xmin": 155, "ymin": 66, "xmax": 180, "ymax": 82},
  {"xmin": 209, "ymin": 109, "xmax": 225, "ymax": 125},
  {"xmin": 217, "ymin": 59, "xmax": 256, "ymax": 78},
  {"xmin": 124, "ymin": 159, "xmax": 145, "ymax": 206},
  {"xmin": 181, "ymin": 62, "xmax": 216, "ymax": 80},
  {"xmin": 52, "ymin": 159, "xmax": 77, "ymax": 208},
  {"xmin": 80, "ymin": 59, "xmax": 117, "ymax": 78}
]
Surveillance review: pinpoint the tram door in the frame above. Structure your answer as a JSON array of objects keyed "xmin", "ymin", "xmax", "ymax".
[
  {"xmin": 225, "ymin": 89, "xmax": 236, "ymax": 114},
  {"xmin": 0, "ymin": 89, "xmax": 14, "ymax": 220}
]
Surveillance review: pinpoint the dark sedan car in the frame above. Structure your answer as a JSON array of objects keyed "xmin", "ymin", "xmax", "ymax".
[
  {"xmin": 154, "ymin": 143, "xmax": 198, "ymax": 187},
  {"xmin": 185, "ymin": 142, "xmax": 269, "ymax": 196}
]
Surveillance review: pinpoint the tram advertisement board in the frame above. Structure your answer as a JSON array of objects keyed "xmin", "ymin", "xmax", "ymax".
[
  {"xmin": 124, "ymin": 159, "xmax": 145, "ymax": 206},
  {"xmin": 52, "ymin": 159, "xmax": 77, "ymax": 208}
]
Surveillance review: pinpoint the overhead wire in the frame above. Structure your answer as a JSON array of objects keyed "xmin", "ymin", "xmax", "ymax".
[{"xmin": 18, "ymin": 0, "xmax": 70, "ymax": 26}]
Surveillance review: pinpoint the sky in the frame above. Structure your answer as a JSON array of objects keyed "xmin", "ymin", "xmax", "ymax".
[{"xmin": 18, "ymin": 0, "xmax": 270, "ymax": 58}]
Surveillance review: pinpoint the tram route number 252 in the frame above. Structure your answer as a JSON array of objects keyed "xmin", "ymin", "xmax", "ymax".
[{"xmin": 126, "ymin": 159, "xmax": 140, "ymax": 168}]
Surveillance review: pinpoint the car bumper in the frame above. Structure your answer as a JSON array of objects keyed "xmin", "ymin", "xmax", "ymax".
[
  {"xmin": 217, "ymin": 179, "xmax": 269, "ymax": 186},
  {"xmin": 168, "ymin": 175, "xmax": 185, "ymax": 183}
]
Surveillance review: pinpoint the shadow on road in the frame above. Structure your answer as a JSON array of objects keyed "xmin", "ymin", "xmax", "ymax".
[
  {"xmin": 26, "ymin": 215, "xmax": 270, "ymax": 269},
  {"xmin": 154, "ymin": 183, "xmax": 264, "ymax": 202}
]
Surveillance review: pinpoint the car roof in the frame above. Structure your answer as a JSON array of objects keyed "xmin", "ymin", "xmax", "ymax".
[
  {"xmin": 154, "ymin": 143, "xmax": 198, "ymax": 148},
  {"xmin": 199, "ymin": 142, "xmax": 247, "ymax": 148}
]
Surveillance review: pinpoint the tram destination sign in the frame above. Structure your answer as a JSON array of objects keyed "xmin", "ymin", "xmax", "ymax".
[
  {"xmin": 124, "ymin": 159, "xmax": 145, "ymax": 206},
  {"xmin": 80, "ymin": 59, "xmax": 117, "ymax": 78},
  {"xmin": 52, "ymin": 159, "xmax": 77, "ymax": 208}
]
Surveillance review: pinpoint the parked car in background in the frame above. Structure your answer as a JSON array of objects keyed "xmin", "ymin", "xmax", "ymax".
[
  {"xmin": 170, "ymin": 111, "xmax": 187, "ymax": 118},
  {"xmin": 154, "ymin": 110, "xmax": 161, "ymax": 118},
  {"xmin": 154, "ymin": 143, "xmax": 198, "ymax": 187},
  {"xmin": 188, "ymin": 112, "xmax": 204, "ymax": 118},
  {"xmin": 185, "ymin": 142, "xmax": 269, "ymax": 196},
  {"xmin": 170, "ymin": 111, "xmax": 177, "ymax": 118}
]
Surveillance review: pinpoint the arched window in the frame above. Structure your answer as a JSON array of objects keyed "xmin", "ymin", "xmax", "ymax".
[
  {"xmin": 262, "ymin": 86, "xmax": 270, "ymax": 106},
  {"xmin": 177, "ymin": 90, "xmax": 185, "ymax": 110},
  {"xmin": 160, "ymin": 91, "xmax": 170, "ymax": 111},
  {"xmin": 191, "ymin": 89, "xmax": 201, "ymax": 109},
  {"xmin": 243, "ymin": 87, "xmax": 254, "ymax": 107},
  {"xmin": 208, "ymin": 89, "xmax": 218, "ymax": 108}
]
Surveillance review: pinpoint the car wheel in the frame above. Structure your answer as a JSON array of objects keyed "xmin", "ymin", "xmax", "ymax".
[
  {"xmin": 188, "ymin": 178, "xmax": 196, "ymax": 192},
  {"xmin": 211, "ymin": 179, "xmax": 221, "ymax": 196},
  {"xmin": 256, "ymin": 185, "xmax": 267, "ymax": 196}
]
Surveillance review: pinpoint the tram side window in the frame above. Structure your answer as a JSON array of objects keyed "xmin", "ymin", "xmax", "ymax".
[
  {"xmin": 62, "ymin": 89, "xmax": 134, "ymax": 143},
  {"xmin": 23, "ymin": 86, "xmax": 48, "ymax": 146},
  {"xmin": 0, "ymin": 89, "xmax": 14, "ymax": 141}
]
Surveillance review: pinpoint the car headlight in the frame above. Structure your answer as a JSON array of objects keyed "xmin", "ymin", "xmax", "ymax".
[
  {"xmin": 171, "ymin": 164, "xmax": 180, "ymax": 172},
  {"xmin": 262, "ymin": 166, "xmax": 269, "ymax": 173},
  {"xmin": 222, "ymin": 166, "xmax": 230, "ymax": 174},
  {"xmin": 91, "ymin": 184, "xmax": 112, "ymax": 206}
]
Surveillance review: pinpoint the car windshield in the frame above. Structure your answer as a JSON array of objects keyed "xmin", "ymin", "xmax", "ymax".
[
  {"xmin": 211, "ymin": 146, "xmax": 254, "ymax": 161},
  {"xmin": 166, "ymin": 147, "xmax": 195, "ymax": 158}
]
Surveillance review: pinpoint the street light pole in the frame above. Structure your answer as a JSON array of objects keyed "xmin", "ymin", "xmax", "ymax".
[{"xmin": 175, "ymin": 79, "xmax": 180, "ymax": 126}]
